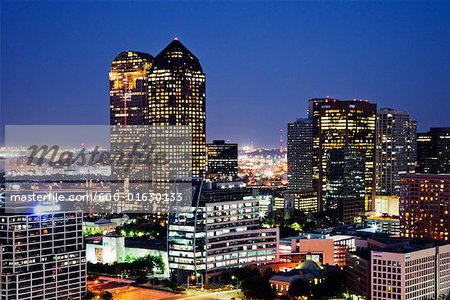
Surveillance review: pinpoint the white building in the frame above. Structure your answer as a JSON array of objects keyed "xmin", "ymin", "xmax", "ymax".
[
  {"xmin": 168, "ymin": 182, "xmax": 279, "ymax": 284},
  {"xmin": 0, "ymin": 211, "xmax": 86, "ymax": 300},
  {"xmin": 371, "ymin": 243, "xmax": 450, "ymax": 300},
  {"xmin": 85, "ymin": 235, "xmax": 169, "ymax": 278}
]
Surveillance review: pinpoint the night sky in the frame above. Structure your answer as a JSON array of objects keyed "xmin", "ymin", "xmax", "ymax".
[{"xmin": 2, "ymin": 1, "xmax": 450, "ymax": 147}]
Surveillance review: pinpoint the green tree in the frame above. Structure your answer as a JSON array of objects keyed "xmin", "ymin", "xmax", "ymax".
[{"xmin": 135, "ymin": 273, "xmax": 149, "ymax": 284}]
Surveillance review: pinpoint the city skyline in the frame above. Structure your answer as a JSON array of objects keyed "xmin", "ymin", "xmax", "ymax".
[
  {"xmin": 2, "ymin": 2, "xmax": 450, "ymax": 300},
  {"xmin": 2, "ymin": 1, "xmax": 450, "ymax": 147}
]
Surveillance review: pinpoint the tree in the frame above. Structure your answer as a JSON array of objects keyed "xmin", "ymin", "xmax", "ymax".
[
  {"xmin": 87, "ymin": 254, "xmax": 164, "ymax": 277},
  {"xmin": 220, "ymin": 270, "xmax": 232, "ymax": 284},
  {"xmin": 132, "ymin": 254, "xmax": 165, "ymax": 275},
  {"xmin": 101, "ymin": 291, "xmax": 113, "ymax": 300},
  {"xmin": 232, "ymin": 266, "xmax": 260, "ymax": 282},
  {"xmin": 240, "ymin": 276, "xmax": 275, "ymax": 299},
  {"xmin": 82, "ymin": 291, "xmax": 96, "ymax": 300},
  {"xmin": 288, "ymin": 279, "xmax": 310, "ymax": 297},
  {"xmin": 135, "ymin": 273, "xmax": 149, "ymax": 284}
]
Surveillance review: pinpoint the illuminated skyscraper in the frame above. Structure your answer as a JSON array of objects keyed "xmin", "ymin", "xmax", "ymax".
[
  {"xmin": 147, "ymin": 39, "xmax": 207, "ymax": 177},
  {"xmin": 109, "ymin": 51, "xmax": 154, "ymax": 213},
  {"xmin": 416, "ymin": 127, "xmax": 450, "ymax": 174},
  {"xmin": 326, "ymin": 147, "xmax": 365, "ymax": 223},
  {"xmin": 287, "ymin": 118, "xmax": 313, "ymax": 191},
  {"xmin": 376, "ymin": 108, "xmax": 416, "ymax": 195},
  {"xmin": 310, "ymin": 98, "xmax": 376, "ymax": 212},
  {"xmin": 109, "ymin": 41, "xmax": 204, "ymax": 213},
  {"xmin": 109, "ymin": 51, "xmax": 153, "ymax": 125},
  {"xmin": 206, "ymin": 140, "xmax": 238, "ymax": 182},
  {"xmin": 400, "ymin": 174, "xmax": 450, "ymax": 241},
  {"xmin": 286, "ymin": 118, "xmax": 318, "ymax": 213}
]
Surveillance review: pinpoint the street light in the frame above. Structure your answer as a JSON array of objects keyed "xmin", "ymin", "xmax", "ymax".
[
  {"xmin": 196, "ymin": 273, "xmax": 204, "ymax": 291},
  {"xmin": 187, "ymin": 274, "xmax": 196, "ymax": 289}
]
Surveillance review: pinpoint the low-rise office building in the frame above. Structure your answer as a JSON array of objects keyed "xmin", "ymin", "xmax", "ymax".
[
  {"xmin": 280, "ymin": 233, "xmax": 355, "ymax": 267},
  {"xmin": 346, "ymin": 237, "xmax": 450, "ymax": 300},
  {"xmin": 371, "ymin": 242, "xmax": 450, "ymax": 300},
  {"xmin": 85, "ymin": 235, "xmax": 169, "ymax": 278}
]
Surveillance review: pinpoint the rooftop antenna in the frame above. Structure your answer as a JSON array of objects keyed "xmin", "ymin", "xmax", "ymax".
[{"xmin": 279, "ymin": 128, "xmax": 283, "ymax": 157}]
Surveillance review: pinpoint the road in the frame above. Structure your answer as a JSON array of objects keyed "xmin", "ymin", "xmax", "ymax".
[
  {"xmin": 88, "ymin": 276, "xmax": 176, "ymax": 300},
  {"xmin": 113, "ymin": 286, "xmax": 177, "ymax": 300},
  {"xmin": 161, "ymin": 289, "xmax": 241, "ymax": 300}
]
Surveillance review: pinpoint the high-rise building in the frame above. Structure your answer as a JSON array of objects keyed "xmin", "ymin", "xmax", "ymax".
[
  {"xmin": 310, "ymin": 98, "xmax": 377, "ymax": 212},
  {"xmin": 400, "ymin": 174, "xmax": 450, "ymax": 241},
  {"xmin": 109, "ymin": 51, "xmax": 153, "ymax": 126},
  {"xmin": 287, "ymin": 118, "xmax": 313, "ymax": 192},
  {"xmin": 147, "ymin": 39, "xmax": 207, "ymax": 177},
  {"xmin": 0, "ymin": 211, "xmax": 86, "ymax": 300},
  {"xmin": 326, "ymin": 147, "xmax": 366, "ymax": 224},
  {"xmin": 206, "ymin": 140, "xmax": 238, "ymax": 182},
  {"xmin": 109, "ymin": 51, "xmax": 155, "ymax": 213},
  {"xmin": 416, "ymin": 127, "xmax": 450, "ymax": 174},
  {"xmin": 168, "ymin": 181, "xmax": 279, "ymax": 284},
  {"xmin": 376, "ymin": 108, "xmax": 417, "ymax": 195},
  {"xmin": 109, "ymin": 40, "xmax": 206, "ymax": 214}
]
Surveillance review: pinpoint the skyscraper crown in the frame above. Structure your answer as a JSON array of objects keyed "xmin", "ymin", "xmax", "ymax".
[{"xmin": 152, "ymin": 39, "xmax": 203, "ymax": 72}]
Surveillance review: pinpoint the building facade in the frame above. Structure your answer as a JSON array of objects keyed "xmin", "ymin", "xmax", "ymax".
[
  {"xmin": 109, "ymin": 51, "xmax": 154, "ymax": 126},
  {"xmin": 371, "ymin": 243, "xmax": 450, "ymax": 300},
  {"xmin": 416, "ymin": 127, "xmax": 450, "ymax": 174},
  {"xmin": 168, "ymin": 182, "xmax": 279, "ymax": 284},
  {"xmin": 147, "ymin": 39, "xmax": 207, "ymax": 177},
  {"xmin": 280, "ymin": 233, "xmax": 355, "ymax": 267},
  {"xmin": 287, "ymin": 118, "xmax": 313, "ymax": 192},
  {"xmin": 206, "ymin": 140, "xmax": 238, "ymax": 182},
  {"xmin": 284, "ymin": 190, "xmax": 318, "ymax": 213},
  {"xmin": 346, "ymin": 249, "xmax": 370, "ymax": 299},
  {"xmin": 366, "ymin": 215, "xmax": 401, "ymax": 235},
  {"xmin": 0, "ymin": 211, "xmax": 86, "ymax": 300},
  {"xmin": 347, "ymin": 237, "xmax": 450, "ymax": 300},
  {"xmin": 85, "ymin": 235, "xmax": 170, "ymax": 278},
  {"xmin": 326, "ymin": 147, "xmax": 366, "ymax": 224},
  {"xmin": 400, "ymin": 174, "xmax": 450, "ymax": 241},
  {"xmin": 376, "ymin": 108, "xmax": 417, "ymax": 196},
  {"xmin": 310, "ymin": 98, "xmax": 377, "ymax": 212},
  {"xmin": 109, "ymin": 40, "xmax": 207, "ymax": 214}
]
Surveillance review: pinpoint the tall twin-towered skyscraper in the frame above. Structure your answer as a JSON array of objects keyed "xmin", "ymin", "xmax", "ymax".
[{"xmin": 109, "ymin": 39, "xmax": 206, "ymax": 178}]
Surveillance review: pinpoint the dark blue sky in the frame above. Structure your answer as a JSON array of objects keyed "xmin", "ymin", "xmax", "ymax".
[{"xmin": 2, "ymin": 1, "xmax": 450, "ymax": 147}]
